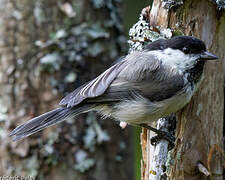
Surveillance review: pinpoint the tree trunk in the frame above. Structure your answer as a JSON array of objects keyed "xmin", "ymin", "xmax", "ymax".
[
  {"xmin": 140, "ymin": 0, "xmax": 224, "ymax": 179},
  {"xmin": 0, "ymin": 0, "xmax": 134, "ymax": 179}
]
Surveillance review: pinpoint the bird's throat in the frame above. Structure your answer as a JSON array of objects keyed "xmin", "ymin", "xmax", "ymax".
[{"xmin": 185, "ymin": 60, "xmax": 205, "ymax": 84}]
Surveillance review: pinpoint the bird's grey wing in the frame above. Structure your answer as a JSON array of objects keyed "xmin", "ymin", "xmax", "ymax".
[
  {"xmin": 86, "ymin": 51, "xmax": 185, "ymax": 103},
  {"xmin": 87, "ymin": 77, "xmax": 184, "ymax": 103},
  {"xmin": 59, "ymin": 60, "xmax": 126, "ymax": 107}
]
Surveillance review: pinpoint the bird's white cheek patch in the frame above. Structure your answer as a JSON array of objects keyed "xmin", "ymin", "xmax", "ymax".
[{"xmin": 149, "ymin": 48, "xmax": 197, "ymax": 72}]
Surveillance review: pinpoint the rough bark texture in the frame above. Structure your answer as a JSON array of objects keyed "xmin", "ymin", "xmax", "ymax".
[
  {"xmin": 0, "ymin": 0, "xmax": 134, "ymax": 180},
  {"xmin": 141, "ymin": 0, "xmax": 224, "ymax": 180},
  {"xmin": 169, "ymin": 1, "xmax": 224, "ymax": 179}
]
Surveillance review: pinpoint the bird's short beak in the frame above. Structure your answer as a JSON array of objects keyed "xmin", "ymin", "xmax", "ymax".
[{"xmin": 200, "ymin": 51, "xmax": 218, "ymax": 60}]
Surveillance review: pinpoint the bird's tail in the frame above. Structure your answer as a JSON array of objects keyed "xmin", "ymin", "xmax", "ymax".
[{"xmin": 10, "ymin": 105, "xmax": 94, "ymax": 141}]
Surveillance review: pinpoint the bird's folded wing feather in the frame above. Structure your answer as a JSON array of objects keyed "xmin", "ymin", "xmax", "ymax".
[
  {"xmin": 59, "ymin": 60, "xmax": 126, "ymax": 107},
  {"xmin": 86, "ymin": 51, "xmax": 185, "ymax": 103}
]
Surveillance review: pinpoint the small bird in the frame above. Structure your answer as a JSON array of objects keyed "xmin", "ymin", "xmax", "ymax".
[{"xmin": 10, "ymin": 36, "xmax": 218, "ymax": 141}]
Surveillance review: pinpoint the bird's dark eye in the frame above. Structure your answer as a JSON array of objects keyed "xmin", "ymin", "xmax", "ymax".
[{"xmin": 182, "ymin": 47, "xmax": 190, "ymax": 54}]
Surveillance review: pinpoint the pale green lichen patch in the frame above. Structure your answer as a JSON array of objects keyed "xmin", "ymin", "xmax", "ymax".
[
  {"xmin": 64, "ymin": 72, "xmax": 77, "ymax": 83},
  {"xmin": 161, "ymin": 0, "xmax": 183, "ymax": 9},
  {"xmin": 83, "ymin": 112, "xmax": 110, "ymax": 152},
  {"xmin": 196, "ymin": 103, "xmax": 203, "ymax": 117},
  {"xmin": 165, "ymin": 150, "xmax": 175, "ymax": 176},
  {"xmin": 213, "ymin": 0, "xmax": 225, "ymax": 10},
  {"xmin": 22, "ymin": 155, "xmax": 40, "ymax": 178},
  {"xmin": 128, "ymin": 9, "xmax": 172, "ymax": 52},
  {"xmin": 40, "ymin": 53, "xmax": 62, "ymax": 72},
  {"xmin": 74, "ymin": 150, "xmax": 95, "ymax": 173},
  {"xmin": 0, "ymin": 100, "xmax": 8, "ymax": 122}
]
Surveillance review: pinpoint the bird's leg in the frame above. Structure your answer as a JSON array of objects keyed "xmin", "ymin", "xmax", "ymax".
[{"xmin": 139, "ymin": 123, "xmax": 175, "ymax": 148}]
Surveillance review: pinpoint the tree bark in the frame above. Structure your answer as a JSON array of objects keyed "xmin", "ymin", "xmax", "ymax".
[
  {"xmin": 141, "ymin": 0, "xmax": 224, "ymax": 179},
  {"xmin": 0, "ymin": 0, "xmax": 133, "ymax": 179}
]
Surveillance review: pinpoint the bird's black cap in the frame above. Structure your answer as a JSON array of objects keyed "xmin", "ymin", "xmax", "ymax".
[
  {"xmin": 167, "ymin": 36, "xmax": 206, "ymax": 54},
  {"xmin": 145, "ymin": 36, "xmax": 206, "ymax": 54}
]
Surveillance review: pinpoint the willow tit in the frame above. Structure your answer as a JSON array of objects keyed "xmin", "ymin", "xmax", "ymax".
[{"xmin": 10, "ymin": 36, "xmax": 218, "ymax": 141}]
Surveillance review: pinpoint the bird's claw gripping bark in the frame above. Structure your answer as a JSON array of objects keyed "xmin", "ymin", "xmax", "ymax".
[{"xmin": 140, "ymin": 123, "xmax": 175, "ymax": 150}]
